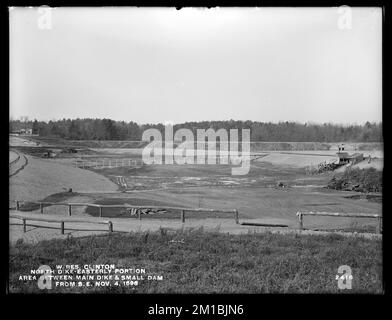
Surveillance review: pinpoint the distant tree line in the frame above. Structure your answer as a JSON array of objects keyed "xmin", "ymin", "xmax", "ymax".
[{"xmin": 9, "ymin": 118, "xmax": 382, "ymax": 142}]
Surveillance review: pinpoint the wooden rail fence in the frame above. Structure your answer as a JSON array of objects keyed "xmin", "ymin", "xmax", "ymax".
[
  {"xmin": 296, "ymin": 211, "xmax": 382, "ymax": 234},
  {"xmin": 11, "ymin": 215, "xmax": 113, "ymax": 234},
  {"xmin": 12, "ymin": 200, "xmax": 239, "ymax": 224},
  {"xmin": 9, "ymin": 153, "xmax": 28, "ymax": 177}
]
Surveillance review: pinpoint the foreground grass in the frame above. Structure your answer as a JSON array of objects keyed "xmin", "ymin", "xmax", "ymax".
[{"xmin": 9, "ymin": 228, "xmax": 383, "ymax": 293}]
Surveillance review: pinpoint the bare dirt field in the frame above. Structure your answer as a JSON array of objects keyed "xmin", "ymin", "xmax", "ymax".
[{"xmin": 9, "ymin": 136, "xmax": 383, "ymax": 243}]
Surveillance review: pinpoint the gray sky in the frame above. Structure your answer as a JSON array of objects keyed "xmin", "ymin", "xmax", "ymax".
[{"xmin": 9, "ymin": 7, "xmax": 382, "ymax": 124}]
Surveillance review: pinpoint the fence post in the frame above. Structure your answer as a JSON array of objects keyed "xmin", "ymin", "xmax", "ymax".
[
  {"xmin": 138, "ymin": 209, "xmax": 141, "ymax": 220},
  {"xmin": 99, "ymin": 206, "xmax": 103, "ymax": 218},
  {"xmin": 61, "ymin": 221, "xmax": 65, "ymax": 234},
  {"xmin": 68, "ymin": 205, "xmax": 72, "ymax": 216},
  {"xmin": 181, "ymin": 210, "xmax": 185, "ymax": 223},
  {"xmin": 298, "ymin": 212, "xmax": 303, "ymax": 230},
  {"xmin": 16, "ymin": 201, "xmax": 19, "ymax": 211},
  {"xmin": 40, "ymin": 203, "xmax": 43, "ymax": 214},
  {"xmin": 234, "ymin": 210, "xmax": 239, "ymax": 224},
  {"xmin": 378, "ymin": 217, "xmax": 382, "ymax": 234},
  {"xmin": 108, "ymin": 221, "xmax": 113, "ymax": 233},
  {"xmin": 23, "ymin": 218, "xmax": 26, "ymax": 233}
]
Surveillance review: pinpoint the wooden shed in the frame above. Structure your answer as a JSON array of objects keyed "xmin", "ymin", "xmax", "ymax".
[{"xmin": 337, "ymin": 152, "xmax": 363, "ymax": 165}]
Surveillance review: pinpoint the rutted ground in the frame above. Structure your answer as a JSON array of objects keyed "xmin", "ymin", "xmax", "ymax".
[
  {"xmin": 9, "ymin": 150, "xmax": 19, "ymax": 163},
  {"xmin": 91, "ymin": 161, "xmax": 329, "ymax": 191},
  {"xmin": 9, "ymin": 150, "xmax": 29, "ymax": 178}
]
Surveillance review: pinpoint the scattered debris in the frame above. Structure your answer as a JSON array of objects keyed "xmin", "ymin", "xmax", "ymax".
[
  {"xmin": 276, "ymin": 181, "xmax": 287, "ymax": 188},
  {"xmin": 127, "ymin": 208, "xmax": 167, "ymax": 216},
  {"xmin": 62, "ymin": 148, "xmax": 78, "ymax": 154}
]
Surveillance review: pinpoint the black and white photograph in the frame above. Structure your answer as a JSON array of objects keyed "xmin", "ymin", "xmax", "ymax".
[{"xmin": 8, "ymin": 6, "xmax": 383, "ymax": 296}]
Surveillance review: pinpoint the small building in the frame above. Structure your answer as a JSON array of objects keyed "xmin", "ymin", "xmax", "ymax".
[
  {"xmin": 11, "ymin": 128, "xmax": 33, "ymax": 135},
  {"xmin": 337, "ymin": 151, "xmax": 350, "ymax": 164},
  {"xmin": 337, "ymin": 151, "xmax": 364, "ymax": 165}
]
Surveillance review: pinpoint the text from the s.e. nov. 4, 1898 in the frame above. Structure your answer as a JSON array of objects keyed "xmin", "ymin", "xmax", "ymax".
[{"xmin": 17, "ymin": 264, "xmax": 163, "ymax": 289}]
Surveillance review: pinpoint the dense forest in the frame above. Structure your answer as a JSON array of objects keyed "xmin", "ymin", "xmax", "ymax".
[{"xmin": 9, "ymin": 118, "xmax": 382, "ymax": 142}]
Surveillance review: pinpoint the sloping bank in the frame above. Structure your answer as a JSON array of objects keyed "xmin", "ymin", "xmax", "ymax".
[{"xmin": 9, "ymin": 154, "xmax": 117, "ymax": 202}]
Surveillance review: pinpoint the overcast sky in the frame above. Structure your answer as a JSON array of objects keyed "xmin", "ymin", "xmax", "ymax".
[{"xmin": 9, "ymin": 7, "xmax": 382, "ymax": 124}]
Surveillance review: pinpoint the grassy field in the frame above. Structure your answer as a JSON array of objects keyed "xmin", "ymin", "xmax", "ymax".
[{"xmin": 9, "ymin": 229, "xmax": 383, "ymax": 293}]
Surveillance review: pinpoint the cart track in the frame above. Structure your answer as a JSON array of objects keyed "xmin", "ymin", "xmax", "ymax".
[{"xmin": 9, "ymin": 151, "xmax": 28, "ymax": 178}]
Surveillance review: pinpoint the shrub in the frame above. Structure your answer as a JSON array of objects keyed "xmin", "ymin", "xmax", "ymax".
[{"xmin": 328, "ymin": 168, "xmax": 382, "ymax": 193}]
